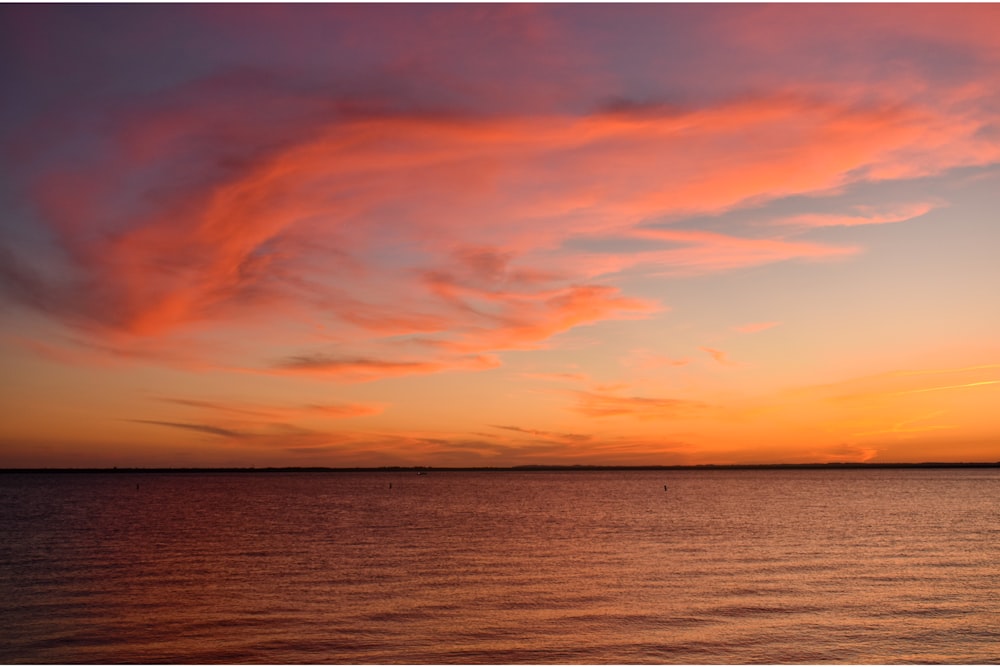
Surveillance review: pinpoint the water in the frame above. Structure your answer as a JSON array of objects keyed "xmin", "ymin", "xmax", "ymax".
[{"xmin": 1, "ymin": 469, "xmax": 998, "ymax": 664}]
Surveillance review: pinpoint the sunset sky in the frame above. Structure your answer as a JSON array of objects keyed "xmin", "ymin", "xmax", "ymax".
[{"xmin": 2, "ymin": 4, "xmax": 999, "ymax": 468}]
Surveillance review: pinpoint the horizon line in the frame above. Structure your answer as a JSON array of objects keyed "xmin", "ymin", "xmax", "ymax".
[{"xmin": 3, "ymin": 461, "xmax": 999, "ymax": 474}]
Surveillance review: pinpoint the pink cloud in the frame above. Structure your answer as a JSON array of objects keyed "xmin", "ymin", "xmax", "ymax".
[
  {"xmin": 624, "ymin": 228, "xmax": 858, "ymax": 277},
  {"xmin": 442, "ymin": 284, "xmax": 658, "ymax": 353},
  {"xmin": 8, "ymin": 7, "xmax": 1000, "ymax": 385},
  {"xmin": 770, "ymin": 201, "xmax": 942, "ymax": 228},
  {"xmin": 18, "ymin": 93, "xmax": 974, "ymax": 340}
]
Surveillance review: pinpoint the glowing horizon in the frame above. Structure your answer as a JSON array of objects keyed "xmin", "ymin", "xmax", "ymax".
[{"xmin": 1, "ymin": 4, "xmax": 999, "ymax": 467}]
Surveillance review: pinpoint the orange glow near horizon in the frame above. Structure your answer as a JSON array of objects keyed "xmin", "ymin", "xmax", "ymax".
[{"xmin": 1, "ymin": 4, "xmax": 999, "ymax": 467}]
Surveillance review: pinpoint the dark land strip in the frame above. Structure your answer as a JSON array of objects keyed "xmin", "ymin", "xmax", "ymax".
[{"xmin": 3, "ymin": 462, "xmax": 999, "ymax": 474}]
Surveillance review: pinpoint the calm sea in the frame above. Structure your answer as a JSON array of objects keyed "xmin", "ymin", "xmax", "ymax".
[{"xmin": 1, "ymin": 469, "xmax": 997, "ymax": 664}]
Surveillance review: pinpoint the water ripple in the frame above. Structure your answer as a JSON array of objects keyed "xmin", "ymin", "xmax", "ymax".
[{"xmin": 2, "ymin": 469, "xmax": 998, "ymax": 664}]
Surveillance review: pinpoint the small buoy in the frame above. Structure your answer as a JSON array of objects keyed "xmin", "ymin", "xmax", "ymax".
[{"xmin": 664, "ymin": 484, "xmax": 668, "ymax": 491}]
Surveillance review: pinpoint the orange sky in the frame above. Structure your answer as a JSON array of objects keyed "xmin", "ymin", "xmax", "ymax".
[{"xmin": 1, "ymin": 4, "xmax": 999, "ymax": 467}]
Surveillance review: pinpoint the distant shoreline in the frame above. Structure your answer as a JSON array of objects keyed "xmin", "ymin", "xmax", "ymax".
[{"xmin": 2, "ymin": 462, "xmax": 999, "ymax": 474}]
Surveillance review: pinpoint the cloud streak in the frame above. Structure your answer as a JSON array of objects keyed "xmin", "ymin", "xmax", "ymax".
[
  {"xmin": 700, "ymin": 347, "xmax": 740, "ymax": 367},
  {"xmin": 128, "ymin": 420, "xmax": 245, "ymax": 439},
  {"xmin": 570, "ymin": 389, "xmax": 708, "ymax": 420},
  {"xmin": 160, "ymin": 397, "xmax": 384, "ymax": 419},
  {"xmin": 9, "ymin": 77, "xmax": 992, "ymax": 383},
  {"xmin": 271, "ymin": 353, "xmax": 501, "ymax": 382},
  {"xmin": 769, "ymin": 201, "xmax": 942, "ymax": 228},
  {"xmin": 491, "ymin": 424, "xmax": 593, "ymax": 444}
]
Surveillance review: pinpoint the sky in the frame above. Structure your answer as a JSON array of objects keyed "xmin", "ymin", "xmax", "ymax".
[{"xmin": 1, "ymin": 4, "xmax": 999, "ymax": 468}]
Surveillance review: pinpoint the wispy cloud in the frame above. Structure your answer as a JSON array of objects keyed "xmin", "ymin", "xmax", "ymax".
[
  {"xmin": 570, "ymin": 389, "xmax": 707, "ymax": 420},
  {"xmin": 127, "ymin": 420, "xmax": 245, "ymax": 439},
  {"xmin": 769, "ymin": 201, "xmax": 942, "ymax": 228},
  {"xmin": 5, "ymin": 5, "xmax": 1000, "ymax": 467},
  {"xmin": 449, "ymin": 285, "xmax": 658, "ymax": 352},
  {"xmin": 129, "ymin": 417, "xmax": 358, "ymax": 452},
  {"xmin": 491, "ymin": 424, "xmax": 592, "ymax": 443},
  {"xmin": 619, "ymin": 228, "xmax": 859, "ymax": 277},
  {"xmin": 811, "ymin": 364, "xmax": 1000, "ymax": 403},
  {"xmin": 700, "ymin": 347, "xmax": 740, "ymax": 367},
  {"xmin": 271, "ymin": 353, "xmax": 501, "ymax": 382},
  {"xmin": 9, "ymin": 75, "xmax": 992, "ymax": 381},
  {"xmin": 852, "ymin": 412, "xmax": 955, "ymax": 439},
  {"xmin": 888, "ymin": 380, "xmax": 1000, "ymax": 397},
  {"xmin": 160, "ymin": 397, "xmax": 383, "ymax": 419}
]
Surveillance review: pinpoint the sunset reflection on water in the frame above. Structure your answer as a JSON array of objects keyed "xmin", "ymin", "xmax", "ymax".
[{"xmin": 1, "ymin": 469, "xmax": 998, "ymax": 663}]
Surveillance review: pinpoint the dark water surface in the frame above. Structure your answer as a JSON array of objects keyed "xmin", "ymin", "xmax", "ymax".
[{"xmin": 1, "ymin": 469, "xmax": 998, "ymax": 663}]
